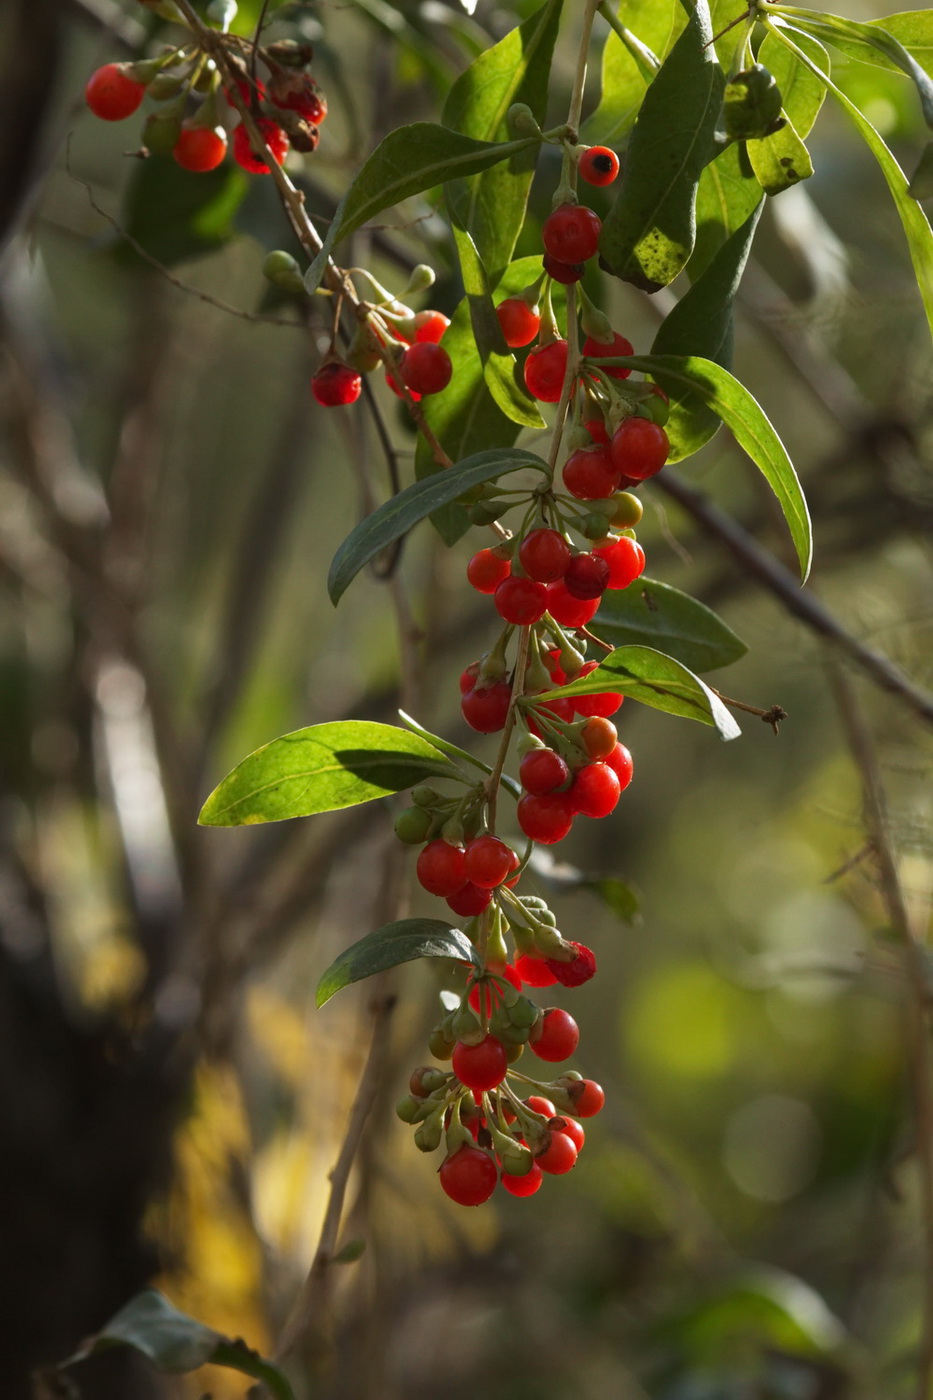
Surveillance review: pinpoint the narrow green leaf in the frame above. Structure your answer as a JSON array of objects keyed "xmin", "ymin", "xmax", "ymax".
[
  {"xmin": 582, "ymin": 0, "xmax": 685, "ymax": 147},
  {"xmin": 589, "ymin": 878, "xmax": 641, "ymax": 925},
  {"xmin": 304, "ymin": 125, "xmax": 538, "ymax": 293},
  {"xmin": 593, "ymin": 577, "xmax": 748, "ymax": 672},
  {"xmin": 709, "ymin": 0, "xmax": 758, "ymax": 66},
  {"xmin": 531, "ymin": 645, "xmax": 741, "ymax": 740},
  {"xmin": 909, "ymin": 141, "xmax": 933, "ymax": 198},
  {"xmin": 443, "ymin": 0, "xmax": 563, "ymax": 277},
  {"xmin": 756, "ymin": 31, "xmax": 828, "ymax": 138},
  {"xmin": 592, "ymin": 352, "xmax": 812, "ymax": 580},
  {"xmin": 692, "ymin": 142, "xmax": 763, "ymax": 280},
  {"xmin": 599, "ymin": 0, "xmax": 725, "ymax": 291},
  {"xmin": 329, "ymin": 447, "xmax": 546, "ymax": 604},
  {"xmin": 747, "ymin": 112, "xmax": 815, "ymax": 196},
  {"xmin": 652, "ymin": 200, "xmax": 762, "ymax": 453},
  {"xmin": 780, "ymin": 9, "xmax": 933, "ymax": 122},
  {"xmin": 62, "ymin": 1291, "xmax": 294, "ymax": 1400},
  {"xmin": 316, "ymin": 919, "xmax": 480, "ymax": 1007},
  {"xmin": 199, "ymin": 721, "xmax": 453, "ymax": 827}
]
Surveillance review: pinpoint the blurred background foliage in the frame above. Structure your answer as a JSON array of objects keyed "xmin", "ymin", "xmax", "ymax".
[{"xmin": 2, "ymin": 1, "xmax": 933, "ymax": 1398}]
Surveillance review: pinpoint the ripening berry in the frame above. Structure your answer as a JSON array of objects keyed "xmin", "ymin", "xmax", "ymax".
[
  {"xmin": 581, "ymin": 717, "xmax": 618, "ymax": 760},
  {"xmin": 543, "ymin": 254, "xmax": 585, "ymax": 285},
  {"xmin": 515, "ymin": 954, "xmax": 559, "ymax": 988},
  {"xmin": 464, "ymin": 835, "xmax": 516, "ymax": 889},
  {"xmin": 542, "ymin": 203, "xmax": 602, "ymax": 264},
  {"xmin": 519, "ymin": 528, "xmax": 571, "ymax": 583},
  {"xmin": 85, "ymin": 64, "xmax": 145, "ymax": 121},
  {"xmin": 416, "ymin": 839, "xmax": 467, "ymax": 897},
  {"xmin": 517, "ymin": 792, "xmax": 574, "ymax": 844},
  {"xmin": 546, "ymin": 941, "xmax": 597, "ymax": 987},
  {"xmin": 562, "ymin": 446, "xmax": 619, "ymax": 501},
  {"xmin": 173, "ymin": 125, "xmax": 228, "ymax": 172},
  {"xmin": 494, "ymin": 576, "xmax": 548, "ymax": 626},
  {"xmin": 519, "ymin": 747, "xmax": 570, "ymax": 796},
  {"xmin": 563, "ymin": 552, "xmax": 610, "ymax": 601},
  {"xmin": 610, "ymin": 416, "xmax": 670, "ymax": 481},
  {"xmin": 544, "ymin": 580, "xmax": 600, "ymax": 629},
  {"xmin": 582, "ymin": 330, "xmax": 634, "ymax": 381},
  {"xmin": 501, "ymin": 1161, "xmax": 544, "ymax": 1196},
  {"xmin": 571, "ymin": 1079, "xmax": 605, "ymax": 1117},
  {"xmin": 530, "ymin": 1007, "xmax": 580, "ymax": 1063},
  {"xmin": 452, "ymin": 1034, "xmax": 508, "ymax": 1091},
  {"xmin": 570, "ymin": 762, "xmax": 621, "ymax": 818},
  {"xmin": 311, "ymin": 361, "xmax": 362, "ymax": 407},
  {"xmin": 579, "ymin": 145, "xmax": 620, "ymax": 186},
  {"xmin": 593, "ymin": 536, "xmax": 645, "ymax": 589},
  {"xmin": 439, "ymin": 1144, "xmax": 498, "ymax": 1206},
  {"xmin": 467, "ymin": 548, "xmax": 511, "ymax": 595},
  {"xmin": 535, "ymin": 1129, "xmax": 578, "ymax": 1174},
  {"xmin": 412, "ymin": 309, "xmax": 450, "ymax": 344},
  {"xmin": 269, "ymin": 74, "xmax": 327, "ymax": 125},
  {"xmin": 496, "ymin": 297, "xmax": 540, "ymax": 348},
  {"xmin": 604, "ymin": 743, "xmax": 634, "ymax": 791},
  {"xmin": 402, "ymin": 342, "xmax": 452, "ymax": 395},
  {"xmin": 461, "ymin": 682, "xmax": 512, "ymax": 733},
  {"xmin": 233, "ymin": 117, "xmax": 289, "ymax": 173},
  {"xmin": 447, "ymin": 882, "xmax": 493, "ymax": 916},
  {"xmin": 584, "ymin": 417, "xmax": 610, "ymax": 445},
  {"xmin": 524, "ymin": 339, "xmax": 569, "ymax": 403}
]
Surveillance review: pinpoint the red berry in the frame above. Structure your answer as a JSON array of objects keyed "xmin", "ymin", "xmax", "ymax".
[
  {"xmin": 225, "ymin": 76, "xmax": 266, "ymax": 107},
  {"xmin": 543, "ymin": 254, "xmax": 585, "ymax": 285},
  {"xmin": 85, "ymin": 64, "xmax": 145, "ymax": 121},
  {"xmin": 572, "ymin": 663, "xmax": 623, "ymax": 718},
  {"xmin": 583, "ymin": 330, "xmax": 634, "ymax": 381},
  {"xmin": 452, "ymin": 1034, "xmax": 508, "ymax": 1091},
  {"xmin": 469, "ymin": 963, "xmax": 522, "ymax": 1014},
  {"xmin": 233, "ymin": 117, "xmax": 289, "ymax": 173},
  {"xmin": 515, "ymin": 954, "xmax": 559, "ymax": 988},
  {"xmin": 530, "ymin": 693, "xmax": 574, "ymax": 723},
  {"xmin": 518, "ymin": 528, "xmax": 571, "ymax": 583},
  {"xmin": 459, "ymin": 661, "xmax": 481, "ymax": 694},
  {"xmin": 464, "ymin": 835, "xmax": 516, "ymax": 889},
  {"xmin": 385, "ymin": 369, "xmax": 420, "ymax": 402},
  {"xmin": 546, "ymin": 941, "xmax": 597, "ymax": 987},
  {"xmin": 461, "ymin": 682, "xmax": 512, "ymax": 733},
  {"xmin": 570, "ymin": 762, "xmax": 621, "ymax": 818},
  {"xmin": 447, "ymin": 882, "xmax": 492, "ymax": 916},
  {"xmin": 564, "ymin": 553, "xmax": 610, "ymax": 601},
  {"xmin": 524, "ymin": 339, "xmax": 569, "ymax": 403},
  {"xmin": 562, "ymin": 446, "xmax": 619, "ymax": 501},
  {"xmin": 402, "ymin": 342, "xmax": 452, "ymax": 396},
  {"xmin": 517, "ymin": 792, "xmax": 574, "ymax": 844},
  {"xmin": 604, "ymin": 743, "xmax": 634, "ymax": 791},
  {"xmin": 579, "ymin": 146, "xmax": 620, "ymax": 187},
  {"xmin": 439, "ymin": 1144, "xmax": 498, "ymax": 1206},
  {"xmin": 519, "ymin": 747, "xmax": 570, "ymax": 796},
  {"xmin": 584, "ymin": 417, "xmax": 610, "ymax": 445},
  {"xmin": 581, "ymin": 716, "xmax": 618, "ymax": 759},
  {"xmin": 269, "ymin": 75, "xmax": 327, "ymax": 125},
  {"xmin": 412, "ymin": 309, "xmax": 450, "ymax": 344},
  {"xmin": 610, "ymin": 417, "xmax": 670, "ymax": 481},
  {"xmin": 494, "ymin": 576, "xmax": 548, "ymax": 626},
  {"xmin": 501, "ymin": 1162, "xmax": 543, "ymax": 1197},
  {"xmin": 593, "ymin": 536, "xmax": 646, "ymax": 589},
  {"xmin": 311, "ymin": 361, "xmax": 362, "ymax": 407},
  {"xmin": 467, "ymin": 548, "xmax": 511, "ymax": 594},
  {"xmin": 571, "ymin": 1079, "xmax": 605, "ymax": 1117},
  {"xmin": 544, "ymin": 580, "xmax": 600, "ymax": 629},
  {"xmin": 535, "ymin": 1129, "xmax": 578, "ymax": 1174},
  {"xmin": 560, "ymin": 1117, "xmax": 586, "ymax": 1151},
  {"xmin": 542, "ymin": 203, "xmax": 602, "ymax": 264},
  {"xmin": 173, "ymin": 125, "xmax": 227, "ymax": 172},
  {"xmin": 527, "ymin": 1095, "xmax": 557, "ymax": 1117},
  {"xmin": 530, "ymin": 1008, "xmax": 579, "ymax": 1063},
  {"xmin": 416, "ymin": 839, "xmax": 467, "ymax": 896},
  {"xmin": 496, "ymin": 297, "xmax": 540, "ymax": 348}
]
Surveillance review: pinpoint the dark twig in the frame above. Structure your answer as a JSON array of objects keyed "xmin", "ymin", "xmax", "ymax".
[{"xmin": 711, "ymin": 690, "xmax": 787, "ymax": 735}]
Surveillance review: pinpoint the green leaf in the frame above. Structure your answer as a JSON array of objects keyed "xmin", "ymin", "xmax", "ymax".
[
  {"xmin": 316, "ymin": 919, "xmax": 481, "ymax": 1007},
  {"xmin": 582, "ymin": 0, "xmax": 686, "ymax": 147},
  {"xmin": 747, "ymin": 112, "xmax": 815, "ymax": 196},
  {"xmin": 303, "ymin": 125, "xmax": 539, "ymax": 294},
  {"xmin": 589, "ymin": 877, "xmax": 641, "ymax": 925},
  {"xmin": 531, "ymin": 645, "xmax": 741, "ymax": 739},
  {"xmin": 768, "ymin": 21, "xmax": 933, "ymax": 341},
  {"xmin": 757, "ymin": 30, "xmax": 828, "ymax": 138},
  {"xmin": 528, "ymin": 847, "xmax": 641, "ymax": 924},
  {"xmin": 652, "ymin": 200, "xmax": 762, "ymax": 453},
  {"xmin": 593, "ymin": 577, "xmax": 748, "ymax": 672},
  {"xmin": 199, "ymin": 721, "xmax": 453, "ymax": 827},
  {"xmin": 120, "ymin": 158, "xmax": 248, "ymax": 267},
  {"xmin": 910, "ymin": 140, "xmax": 933, "ymax": 198},
  {"xmin": 593, "ymin": 352, "xmax": 812, "ymax": 580},
  {"xmin": 328, "ymin": 447, "xmax": 546, "ymax": 604},
  {"xmin": 781, "ymin": 9, "xmax": 933, "ymax": 96},
  {"xmin": 443, "ymin": 0, "xmax": 563, "ymax": 277},
  {"xmin": 62, "ymin": 1291, "xmax": 294, "ymax": 1400},
  {"xmin": 350, "ymin": 0, "xmax": 458, "ymax": 91},
  {"xmin": 692, "ymin": 142, "xmax": 763, "ymax": 280},
  {"xmin": 709, "ymin": 0, "xmax": 758, "ymax": 66},
  {"xmin": 599, "ymin": 0, "xmax": 726, "ymax": 291}
]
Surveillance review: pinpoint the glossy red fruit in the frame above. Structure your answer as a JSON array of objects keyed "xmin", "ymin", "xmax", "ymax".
[
  {"xmin": 564, "ymin": 553, "xmax": 610, "ymax": 601},
  {"xmin": 570, "ymin": 762, "xmax": 621, "ymax": 818},
  {"xmin": 494, "ymin": 576, "xmax": 548, "ymax": 626},
  {"xmin": 515, "ymin": 954, "xmax": 558, "ymax": 988},
  {"xmin": 572, "ymin": 663, "xmax": 623, "ymax": 718},
  {"xmin": 584, "ymin": 417, "xmax": 610, "ymax": 445},
  {"xmin": 402, "ymin": 342, "xmax": 452, "ymax": 395},
  {"xmin": 467, "ymin": 548, "xmax": 511, "ymax": 594},
  {"xmin": 496, "ymin": 297, "xmax": 540, "ymax": 348},
  {"xmin": 560, "ymin": 1116, "xmax": 586, "ymax": 1151},
  {"xmin": 439, "ymin": 1144, "xmax": 498, "ymax": 1205},
  {"xmin": 543, "ymin": 254, "xmax": 585, "ymax": 285},
  {"xmin": 604, "ymin": 743, "xmax": 634, "ymax": 791},
  {"xmin": 571, "ymin": 1079, "xmax": 605, "ymax": 1117},
  {"xmin": 519, "ymin": 528, "xmax": 571, "ymax": 583},
  {"xmin": 85, "ymin": 64, "xmax": 145, "ymax": 121},
  {"xmin": 546, "ymin": 941, "xmax": 597, "ymax": 987},
  {"xmin": 311, "ymin": 361, "xmax": 362, "ymax": 407},
  {"xmin": 459, "ymin": 661, "xmax": 481, "ymax": 694},
  {"xmin": 271, "ymin": 77, "xmax": 327, "ymax": 125},
  {"xmin": 544, "ymin": 580, "xmax": 600, "ymax": 629},
  {"xmin": 582, "ymin": 330, "xmax": 634, "ymax": 381},
  {"xmin": 452, "ymin": 1034, "xmax": 508, "ymax": 1091},
  {"xmin": 501, "ymin": 1162, "xmax": 543, "ymax": 1197},
  {"xmin": 447, "ymin": 882, "xmax": 492, "ymax": 916},
  {"xmin": 542, "ymin": 203, "xmax": 602, "ymax": 264},
  {"xmin": 461, "ymin": 682, "xmax": 512, "ymax": 733},
  {"xmin": 385, "ymin": 369, "xmax": 420, "ymax": 402},
  {"xmin": 517, "ymin": 792, "xmax": 574, "ymax": 844},
  {"xmin": 579, "ymin": 145, "xmax": 620, "ymax": 186},
  {"xmin": 581, "ymin": 716, "xmax": 618, "ymax": 760},
  {"xmin": 519, "ymin": 747, "xmax": 570, "ymax": 796},
  {"xmin": 412, "ymin": 309, "xmax": 450, "ymax": 344},
  {"xmin": 416, "ymin": 840, "xmax": 467, "ymax": 896},
  {"xmin": 593, "ymin": 536, "xmax": 646, "ymax": 589},
  {"xmin": 562, "ymin": 445, "xmax": 619, "ymax": 502},
  {"xmin": 464, "ymin": 835, "xmax": 515, "ymax": 889},
  {"xmin": 233, "ymin": 117, "xmax": 289, "ymax": 173},
  {"xmin": 527, "ymin": 1095, "xmax": 557, "ymax": 1117},
  {"xmin": 530, "ymin": 1008, "xmax": 580, "ymax": 1063},
  {"xmin": 536, "ymin": 1129, "xmax": 578, "ymax": 1174},
  {"xmin": 524, "ymin": 339, "xmax": 569, "ymax": 403},
  {"xmin": 610, "ymin": 417, "xmax": 670, "ymax": 481},
  {"xmin": 469, "ymin": 963, "xmax": 522, "ymax": 1014},
  {"xmin": 173, "ymin": 126, "xmax": 227, "ymax": 172}
]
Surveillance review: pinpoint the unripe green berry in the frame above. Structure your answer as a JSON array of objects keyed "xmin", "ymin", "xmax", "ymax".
[
  {"xmin": 262, "ymin": 250, "xmax": 306, "ymax": 295},
  {"xmin": 452, "ymin": 1006, "xmax": 482, "ymax": 1042},
  {"xmin": 411, "ymin": 785, "xmax": 440, "ymax": 808},
  {"xmin": 499, "ymin": 1138, "xmax": 534, "ymax": 1175},
  {"xmin": 396, "ymin": 1094, "xmax": 422, "ymax": 1123},
  {"xmin": 147, "ymin": 71, "xmax": 186, "ymax": 100},
  {"xmin": 610, "ymin": 491, "xmax": 643, "ymax": 528},
  {"xmin": 428, "ymin": 1026, "xmax": 455, "ymax": 1060},
  {"xmin": 506, "ymin": 1043, "xmax": 525, "ymax": 1064},
  {"xmin": 142, "ymin": 111, "xmax": 183, "ymax": 155},
  {"xmin": 496, "ymin": 1022, "xmax": 530, "ymax": 1046},
  {"xmin": 581, "ymin": 512, "xmax": 613, "ymax": 540},
  {"xmin": 468, "ymin": 501, "xmax": 510, "ymax": 526},
  {"xmin": 394, "ymin": 806, "xmax": 433, "ymax": 845},
  {"xmin": 508, "ymin": 996, "xmax": 540, "ymax": 1029},
  {"xmin": 414, "ymin": 1116, "xmax": 444, "ymax": 1152}
]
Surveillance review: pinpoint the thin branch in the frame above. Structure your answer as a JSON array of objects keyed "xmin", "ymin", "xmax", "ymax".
[{"xmin": 710, "ymin": 690, "xmax": 787, "ymax": 735}]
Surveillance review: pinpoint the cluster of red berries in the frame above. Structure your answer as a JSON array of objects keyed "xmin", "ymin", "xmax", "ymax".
[{"xmin": 311, "ymin": 304, "xmax": 452, "ymax": 409}]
